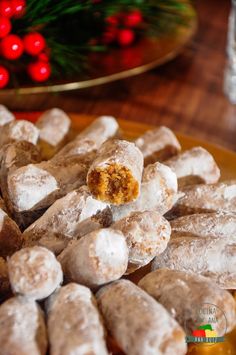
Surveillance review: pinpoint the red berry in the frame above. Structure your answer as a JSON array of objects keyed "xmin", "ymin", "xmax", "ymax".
[
  {"xmin": 24, "ymin": 32, "xmax": 46, "ymax": 56},
  {"xmin": 28, "ymin": 61, "xmax": 51, "ymax": 82},
  {"xmin": 117, "ymin": 29, "xmax": 135, "ymax": 47},
  {"xmin": 124, "ymin": 10, "xmax": 142, "ymax": 28},
  {"xmin": 0, "ymin": 17, "xmax": 11, "ymax": 38},
  {"xmin": 106, "ymin": 15, "xmax": 119, "ymax": 27},
  {"xmin": 11, "ymin": 0, "xmax": 26, "ymax": 18},
  {"xmin": 1, "ymin": 34, "xmax": 24, "ymax": 60},
  {"xmin": 0, "ymin": 66, "xmax": 9, "ymax": 88},
  {"xmin": 0, "ymin": 1, "xmax": 12, "ymax": 18}
]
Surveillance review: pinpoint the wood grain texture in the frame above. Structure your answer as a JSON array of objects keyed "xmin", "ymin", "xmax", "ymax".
[{"xmin": 1, "ymin": 0, "xmax": 235, "ymax": 153}]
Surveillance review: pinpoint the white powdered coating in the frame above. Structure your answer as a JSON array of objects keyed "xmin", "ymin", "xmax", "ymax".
[
  {"xmin": 23, "ymin": 186, "xmax": 111, "ymax": 254},
  {"xmin": 173, "ymin": 181, "xmax": 236, "ymax": 216},
  {"xmin": 54, "ymin": 136, "xmax": 98, "ymax": 159},
  {"xmin": 8, "ymin": 246, "xmax": 63, "ymax": 300},
  {"xmin": 0, "ymin": 105, "xmax": 15, "ymax": 126},
  {"xmin": 135, "ymin": 126, "xmax": 181, "ymax": 163},
  {"xmin": 36, "ymin": 108, "xmax": 71, "ymax": 146},
  {"xmin": 112, "ymin": 162, "xmax": 178, "ymax": 221},
  {"xmin": 87, "ymin": 139, "xmax": 144, "ymax": 203},
  {"xmin": 165, "ymin": 146, "xmax": 220, "ymax": 185},
  {"xmin": 8, "ymin": 164, "xmax": 59, "ymax": 212},
  {"xmin": 96, "ymin": 279, "xmax": 187, "ymax": 355},
  {"xmin": 139, "ymin": 269, "xmax": 236, "ymax": 335},
  {"xmin": 76, "ymin": 115, "xmax": 119, "ymax": 143},
  {"xmin": 55, "ymin": 115, "xmax": 119, "ymax": 159},
  {"xmin": 58, "ymin": 228, "xmax": 128, "ymax": 289},
  {"xmin": 46, "ymin": 283, "xmax": 108, "ymax": 355},
  {"xmin": 0, "ymin": 296, "xmax": 47, "ymax": 355},
  {"xmin": 0, "ymin": 120, "xmax": 39, "ymax": 148},
  {"xmin": 171, "ymin": 211, "xmax": 236, "ymax": 239},
  {"xmin": 113, "ymin": 211, "xmax": 171, "ymax": 272},
  {"xmin": 152, "ymin": 236, "xmax": 236, "ymax": 289}
]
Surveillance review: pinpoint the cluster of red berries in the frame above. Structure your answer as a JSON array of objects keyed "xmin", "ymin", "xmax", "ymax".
[
  {"xmin": 0, "ymin": 0, "xmax": 51, "ymax": 88},
  {"xmin": 102, "ymin": 9, "xmax": 143, "ymax": 47}
]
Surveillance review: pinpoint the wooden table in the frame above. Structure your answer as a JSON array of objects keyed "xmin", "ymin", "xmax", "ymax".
[{"xmin": 1, "ymin": 0, "xmax": 235, "ymax": 151}]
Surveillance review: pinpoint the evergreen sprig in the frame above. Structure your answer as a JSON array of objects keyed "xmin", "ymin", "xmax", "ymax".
[{"xmin": 1, "ymin": 0, "xmax": 194, "ymax": 82}]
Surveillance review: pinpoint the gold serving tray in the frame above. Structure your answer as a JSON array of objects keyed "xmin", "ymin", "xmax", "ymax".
[
  {"xmin": 1, "ymin": 6, "xmax": 197, "ymax": 96},
  {"xmin": 18, "ymin": 113, "xmax": 236, "ymax": 354}
]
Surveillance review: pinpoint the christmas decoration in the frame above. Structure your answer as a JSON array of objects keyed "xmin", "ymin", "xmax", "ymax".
[
  {"xmin": 0, "ymin": 0, "xmax": 194, "ymax": 89},
  {"xmin": 1, "ymin": 34, "xmax": 24, "ymax": 60},
  {"xmin": 28, "ymin": 60, "xmax": 51, "ymax": 82},
  {"xmin": 0, "ymin": 17, "xmax": 11, "ymax": 38},
  {"xmin": 0, "ymin": 65, "xmax": 9, "ymax": 88}
]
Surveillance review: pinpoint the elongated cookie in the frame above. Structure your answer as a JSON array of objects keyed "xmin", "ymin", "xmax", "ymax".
[
  {"xmin": 112, "ymin": 162, "xmax": 178, "ymax": 222},
  {"xmin": 96, "ymin": 279, "xmax": 187, "ymax": 355},
  {"xmin": 112, "ymin": 211, "xmax": 171, "ymax": 273},
  {"xmin": 0, "ymin": 120, "xmax": 39, "ymax": 148},
  {"xmin": 46, "ymin": 283, "xmax": 108, "ymax": 355},
  {"xmin": 0, "ymin": 105, "xmax": 15, "ymax": 127},
  {"xmin": 55, "ymin": 115, "xmax": 119, "ymax": 159},
  {"xmin": 135, "ymin": 126, "xmax": 181, "ymax": 165},
  {"xmin": 36, "ymin": 108, "xmax": 71, "ymax": 159},
  {"xmin": 23, "ymin": 186, "xmax": 112, "ymax": 254},
  {"xmin": 0, "ymin": 296, "xmax": 47, "ymax": 355},
  {"xmin": 152, "ymin": 236, "xmax": 236, "ymax": 289},
  {"xmin": 139, "ymin": 269, "xmax": 236, "ymax": 335},
  {"xmin": 171, "ymin": 211, "xmax": 236, "ymax": 239},
  {"xmin": 87, "ymin": 139, "xmax": 143, "ymax": 204},
  {"xmin": 169, "ymin": 180, "xmax": 236, "ymax": 218},
  {"xmin": 8, "ymin": 246, "xmax": 63, "ymax": 300},
  {"xmin": 164, "ymin": 146, "xmax": 220, "ymax": 188},
  {"xmin": 7, "ymin": 151, "xmax": 95, "ymax": 227},
  {"xmin": 0, "ymin": 141, "xmax": 42, "ymax": 228},
  {"xmin": 58, "ymin": 228, "xmax": 128, "ymax": 289}
]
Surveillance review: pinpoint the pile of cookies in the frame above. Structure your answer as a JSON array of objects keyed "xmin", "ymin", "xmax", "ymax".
[{"xmin": 0, "ymin": 104, "xmax": 235, "ymax": 355}]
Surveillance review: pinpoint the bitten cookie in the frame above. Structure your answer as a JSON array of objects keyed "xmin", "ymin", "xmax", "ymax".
[
  {"xmin": 135, "ymin": 126, "xmax": 181, "ymax": 165},
  {"xmin": 23, "ymin": 186, "xmax": 112, "ymax": 254},
  {"xmin": 0, "ymin": 296, "xmax": 47, "ymax": 355},
  {"xmin": 46, "ymin": 283, "xmax": 108, "ymax": 355},
  {"xmin": 87, "ymin": 139, "xmax": 143, "ymax": 204},
  {"xmin": 112, "ymin": 211, "xmax": 171, "ymax": 273},
  {"xmin": 8, "ymin": 246, "xmax": 63, "ymax": 300},
  {"xmin": 112, "ymin": 162, "xmax": 178, "ymax": 222},
  {"xmin": 139, "ymin": 269, "xmax": 236, "ymax": 335},
  {"xmin": 96, "ymin": 279, "xmax": 187, "ymax": 355},
  {"xmin": 152, "ymin": 236, "xmax": 236, "ymax": 289},
  {"xmin": 164, "ymin": 146, "xmax": 220, "ymax": 188},
  {"xmin": 58, "ymin": 228, "xmax": 128, "ymax": 289}
]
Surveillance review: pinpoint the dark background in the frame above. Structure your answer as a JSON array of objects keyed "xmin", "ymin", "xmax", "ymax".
[{"xmin": 1, "ymin": 0, "xmax": 235, "ymax": 151}]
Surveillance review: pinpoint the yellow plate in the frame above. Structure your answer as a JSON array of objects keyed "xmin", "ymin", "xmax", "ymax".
[
  {"xmin": 1, "ymin": 5, "xmax": 197, "ymax": 96},
  {"xmin": 68, "ymin": 114, "xmax": 236, "ymax": 355}
]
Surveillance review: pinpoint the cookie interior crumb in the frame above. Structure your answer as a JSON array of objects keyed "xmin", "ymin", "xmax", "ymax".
[{"xmin": 88, "ymin": 164, "xmax": 139, "ymax": 204}]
